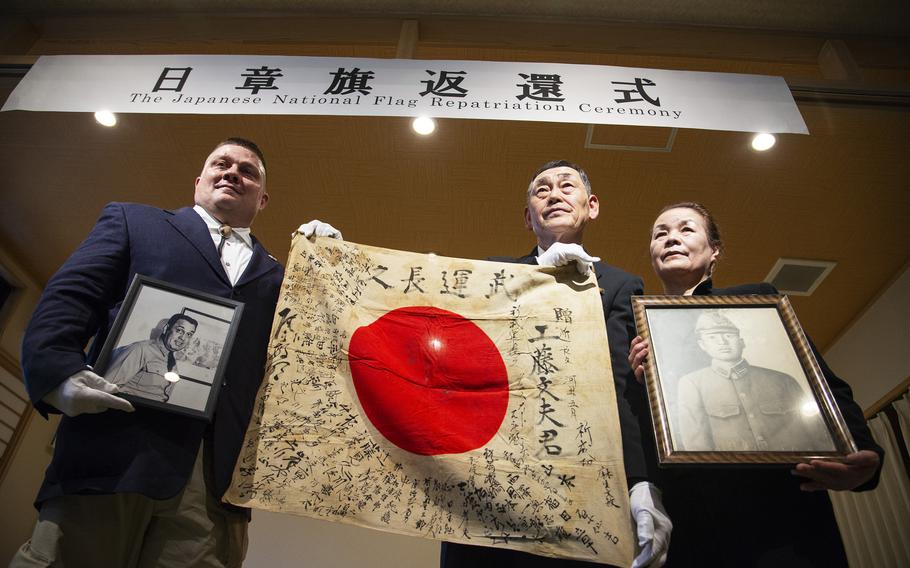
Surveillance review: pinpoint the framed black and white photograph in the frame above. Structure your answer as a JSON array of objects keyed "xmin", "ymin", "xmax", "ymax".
[
  {"xmin": 94, "ymin": 275, "xmax": 244, "ymax": 421},
  {"xmin": 632, "ymin": 294, "xmax": 857, "ymax": 465}
]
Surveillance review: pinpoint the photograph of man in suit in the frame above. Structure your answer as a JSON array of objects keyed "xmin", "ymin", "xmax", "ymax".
[
  {"xmin": 13, "ymin": 137, "xmax": 340, "ymax": 567},
  {"xmin": 441, "ymin": 160, "xmax": 671, "ymax": 568},
  {"xmin": 677, "ymin": 310, "xmax": 835, "ymax": 452},
  {"xmin": 106, "ymin": 313, "xmax": 199, "ymax": 402}
]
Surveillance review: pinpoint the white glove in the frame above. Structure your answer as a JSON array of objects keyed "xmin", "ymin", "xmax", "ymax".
[
  {"xmin": 295, "ymin": 219, "xmax": 343, "ymax": 240},
  {"xmin": 630, "ymin": 481, "xmax": 672, "ymax": 568},
  {"xmin": 42, "ymin": 369, "xmax": 135, "ymax": 417},
  {"xmin": 536, "ymin": 242, "xmax": 600, "ymax": 274}
]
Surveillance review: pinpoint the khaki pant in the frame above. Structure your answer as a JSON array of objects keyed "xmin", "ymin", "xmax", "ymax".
[{"xmin": 10, "ymin": 448, "xmax": 247, "ymax": 568}]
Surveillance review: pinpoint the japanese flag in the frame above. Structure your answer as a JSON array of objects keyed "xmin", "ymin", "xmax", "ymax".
[{"xmin": 227, "ymin": 235, "xmax": 633, "ymax": 566}]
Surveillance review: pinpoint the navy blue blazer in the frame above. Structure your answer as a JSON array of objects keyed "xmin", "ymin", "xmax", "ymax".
[{"xmin": 21, "ymin": 203, "xmax": 283, "ymax": 507}]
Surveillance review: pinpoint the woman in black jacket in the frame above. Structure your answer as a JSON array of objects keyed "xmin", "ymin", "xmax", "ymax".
[{"xmin": 629, "ymin": 202, "xmax": 883, "ymax": 567}]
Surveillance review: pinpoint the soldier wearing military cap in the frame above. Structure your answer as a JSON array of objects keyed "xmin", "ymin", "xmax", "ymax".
[{"xmin": 677, "ymin": 310, "xmax": 833, "ymax": 452}]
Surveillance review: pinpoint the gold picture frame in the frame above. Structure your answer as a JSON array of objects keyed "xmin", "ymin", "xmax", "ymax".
[{"xmin": 632, "ymin": 294, "xmax": 857, "ymax": 465}]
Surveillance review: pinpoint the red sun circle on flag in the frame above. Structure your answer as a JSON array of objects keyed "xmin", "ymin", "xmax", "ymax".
[{"xmin": 348, "ymin": 306, "xmax": 509, "ymax": 456}]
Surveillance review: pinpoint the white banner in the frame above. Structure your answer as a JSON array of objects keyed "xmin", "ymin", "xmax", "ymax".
[{"xmin": 2, "ymin": 55, "xmax": 808, "ymax": 134}]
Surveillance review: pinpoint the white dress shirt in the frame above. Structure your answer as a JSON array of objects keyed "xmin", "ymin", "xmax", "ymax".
[{"xmin": 193, "ymin": 205, "xmax": 253, "ymax": 286}]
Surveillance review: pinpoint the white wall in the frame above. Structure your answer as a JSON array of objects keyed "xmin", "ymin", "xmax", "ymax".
[
  {"xmin": 824, "ymin": 264, "xmax": 910, "ymax": 409},
  {"xmin": 246, "ymin": 510, "xmax": 439, "ymax": 568}
]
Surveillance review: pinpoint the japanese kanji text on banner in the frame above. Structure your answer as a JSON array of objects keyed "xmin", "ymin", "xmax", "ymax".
[
  {"xmin": 1, "ymin": 54, "xmax": 808, "ymax": 134},
  {"xmin": 226, "ymin": 236, "xmax": 634, "ymax": 565}
]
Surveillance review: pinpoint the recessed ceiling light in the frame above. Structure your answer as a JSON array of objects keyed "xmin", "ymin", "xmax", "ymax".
[
  {"xmin": 94, "ymin": 110, "xmax": 117, "ymax": 127},
  {"xmin": 751, "ymin": 132, "xmax": 775, "ymax": 151},
  {"xmin": 412, "ymin": 116, "xmax": 436, "ymax": 135}
]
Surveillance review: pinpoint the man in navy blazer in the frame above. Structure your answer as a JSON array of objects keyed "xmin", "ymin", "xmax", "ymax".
[
  {"xmin": 13, "ymin": 138, "xmax": 335, "ymax": 567},
  {"xmin": 442, "ymin": 160, "xmax": 671, "ymax": 568}
]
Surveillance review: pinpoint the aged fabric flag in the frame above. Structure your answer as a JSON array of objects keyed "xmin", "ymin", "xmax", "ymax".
[{"xmin": 226, "ymin": 236, "xmax": 634, "ymax": 565}]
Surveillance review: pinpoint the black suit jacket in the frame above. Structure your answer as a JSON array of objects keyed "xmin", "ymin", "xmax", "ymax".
[
  {"xmin": 21, "ymin": 203, "xmax": 283, "ymax": 508},
  {"xmin": 658, "ymin": 279, "xmax": 884, "ymax": 567}
]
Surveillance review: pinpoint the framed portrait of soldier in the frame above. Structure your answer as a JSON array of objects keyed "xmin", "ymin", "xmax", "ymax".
[
  {"xmin": 631, "ymin": 294, "xmax": 858, "ymax": 465},
  {"xmin": 94, "ymin": 275, "xmax": 244, "ymax": 421}
]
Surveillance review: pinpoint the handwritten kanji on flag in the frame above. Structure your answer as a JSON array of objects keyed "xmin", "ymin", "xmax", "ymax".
[{"xmin": 226, "ymin": 235, "xmax": 634, "ymax": 565}]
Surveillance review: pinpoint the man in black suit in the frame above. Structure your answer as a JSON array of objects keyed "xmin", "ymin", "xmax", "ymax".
[
  {"xmin": 442, "ymin": 160, "xmax": 671, "ymax": 568},
  {"xmin": 13, "ymin": 138, "xmax": 337, "ymax": 567}
]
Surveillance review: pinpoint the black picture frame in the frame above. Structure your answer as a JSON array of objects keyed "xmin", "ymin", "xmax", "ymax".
[
  {"xmin": 94, "ymin": 274, "xmax": 244, "ymax": 421},
  {"xmin": 632, "ymin": 294, "xmax": 857, "ymax": 465}
]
